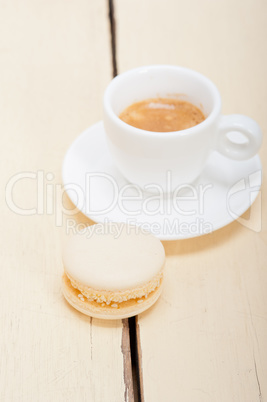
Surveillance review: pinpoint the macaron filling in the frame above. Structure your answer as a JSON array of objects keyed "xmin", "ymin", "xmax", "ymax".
[{"xmin": 65, "ymin": 269, "xmax": 163, "ymax": 305}]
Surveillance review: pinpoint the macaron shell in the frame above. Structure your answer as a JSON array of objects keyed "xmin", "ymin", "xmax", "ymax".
[
  {"xmin": 62, "ymin": 223, "xmax": 165, "ymax": 291},
  {"xmin": 62, "ymin": 273, "xmax": 162, "ymax": 320}
]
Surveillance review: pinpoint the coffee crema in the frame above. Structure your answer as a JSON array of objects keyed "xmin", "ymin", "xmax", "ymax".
[{"xmin": 119, "ymin": 98, "xmax": 205, "ymax": 132}]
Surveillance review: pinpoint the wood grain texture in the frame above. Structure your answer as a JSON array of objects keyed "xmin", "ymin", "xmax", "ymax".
[
  {"xmin": 115, "ymin": 0, "xmax": 267, "ymax": 400},
  {"xmin": 0, "ymin": 1, "xmax": 132, "ymax": 401}
]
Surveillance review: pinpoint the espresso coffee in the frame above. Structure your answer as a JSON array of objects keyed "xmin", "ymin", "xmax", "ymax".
[{"xmin": 119, "ymin": 98, "xmax": 205, "ymax": 132}]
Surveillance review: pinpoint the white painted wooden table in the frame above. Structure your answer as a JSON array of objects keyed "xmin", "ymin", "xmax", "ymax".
[{"xmin": 1, "ymin": 1, "xmax": 266, "ymax": 401}]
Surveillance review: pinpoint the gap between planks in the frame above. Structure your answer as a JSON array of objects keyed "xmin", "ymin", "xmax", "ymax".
[
  {"xmin": 129, "ymin": 317, "xmax": 144, "ymax": 402},
  {"xmin": 107, "ymin": 1, "xmax": 144, "ymax": 400}
]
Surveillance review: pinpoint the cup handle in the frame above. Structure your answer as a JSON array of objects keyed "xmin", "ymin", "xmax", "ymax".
[{"xmin": 216, "ymin": 114, "xmax": 262, "ymax": 160}]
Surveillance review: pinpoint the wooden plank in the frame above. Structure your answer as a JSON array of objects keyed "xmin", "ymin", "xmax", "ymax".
[
  {"xmin": 0, "ymin": 1, "xmax": 133, "ymax": 401},
  {"xmin": 115, "ymin": 0, "xmax": 267, "ymax": 400}
]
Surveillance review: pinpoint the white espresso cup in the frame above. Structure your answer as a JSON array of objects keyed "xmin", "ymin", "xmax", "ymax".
[{"xmin": 103, "ymin": 65, "xmax": 262, "ymax": 193}]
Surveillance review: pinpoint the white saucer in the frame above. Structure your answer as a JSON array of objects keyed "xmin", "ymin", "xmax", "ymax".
[{"xmin": 62, "ymin": 121, "xmax": 262, "ymax": 240}]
